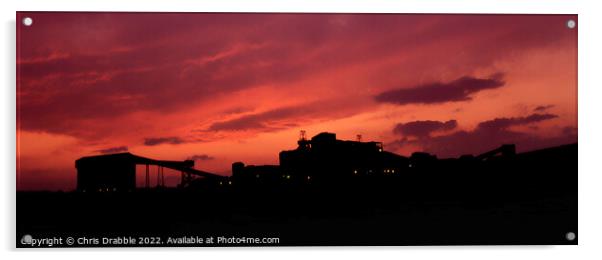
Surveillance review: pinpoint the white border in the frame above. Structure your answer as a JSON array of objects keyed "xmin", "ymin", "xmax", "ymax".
[{"xmin": 2, "ymin": 0, "xmax": 601, "ymax": 259}]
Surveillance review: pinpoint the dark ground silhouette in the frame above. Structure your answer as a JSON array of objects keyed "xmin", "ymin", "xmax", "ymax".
[{"xmin": 17, "ymin": 133, "xmax": 577, "ymax": 247}]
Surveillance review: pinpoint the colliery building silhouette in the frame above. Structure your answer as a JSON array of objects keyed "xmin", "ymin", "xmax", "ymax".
[
  {"xmin": 280, "ymin": 132, "xmax": 408, "ymax": 181},
  {"xmin": 75, "ymin": 153, "xmax": 224, "ymax": 192},
  {"xmin": 232, "ymin": 131, "xmax": 519, "ymax": 186},
  {"xmin": 232, "ymin": 132, "xmax": 409, "ymax": 185},
  {"xmin": 76, "ymin": 131, "xmax": 575, "ymax": 193}
]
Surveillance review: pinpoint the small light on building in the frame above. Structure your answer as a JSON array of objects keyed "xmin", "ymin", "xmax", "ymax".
[
  {"xmin": 392, "ymin": 169, "xmax": 395, "ymax": 173},
  {"xmin": 219, "ymin": 181, "xmax": 223, "ymax": 186},
  {"xmin": 307, "ymin": 176, "xmax": 311, "ymax": 180},
  {"xmin": 286, "ymin": 175, "xmax": 291, "ymax": 179},
  {"xmin": 379, "ymin": 148, "xmax": 383, "ymax": 152},
  {"xmin": 228, "ymin": 181, "xmax": 232, "ymax": 185},
  {"xmin": 256, "ymin": 174, "xmax": 260, "ymax": 178}
]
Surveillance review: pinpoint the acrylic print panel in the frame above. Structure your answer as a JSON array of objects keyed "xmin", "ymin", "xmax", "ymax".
[{"xmin": 16, "ymin": 12, "xmax": 577, "ymax": 247}]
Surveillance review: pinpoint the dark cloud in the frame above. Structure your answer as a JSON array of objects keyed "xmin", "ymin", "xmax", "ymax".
[
  {"xmin": 221, "ymin": 106, "xmax": 253, "ymax": 115},
  {"xmin": 393, "ymin": 120, "xmax": 457, "ymax": 138},
  {"xmin": 206, "ymin": 99, "xmax": 358, "ymax": 132},
  {"xmin": 208, "ymin": 106, "xmax": 299, "ymax": 132},
  {"xmin": 534, "ymin": 104, "xmax": 555, "ymax": 112},
  {"xmin": 187, "ymin": 154, "xmax": 215, "ymax": 161},
  {"xmin": 94, "ymin": 146, "xmax": 128, "ymax": 154},
  {"xmin": 477, "ymin": 113, "xmax": 558, "ymax": 130},
  {"xmin": 375, "ymin": 73, "xmax": 505, "ymax": 105},
  {"xmin": 562, "ymin": 126, "xmax": 577, "ymax": 136},
  {"xmin": 143, "ymin": 137, "xmax": 185, "ymax": 146},
  {"xmin": 389, "ymin": 113, "xmax": 570, "ymax": 157}
]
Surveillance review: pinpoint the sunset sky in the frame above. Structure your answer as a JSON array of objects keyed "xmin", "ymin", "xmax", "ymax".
[{"xmin": 17, "ymin": 13, "xmax": 577, "ymax": 191}]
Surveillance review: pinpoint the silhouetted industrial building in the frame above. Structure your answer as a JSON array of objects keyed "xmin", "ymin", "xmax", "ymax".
[
  {"xmin": 75, "ymin": 131, "xmax": 557, "ymax": 192},
  {"xmin": 231, "ymin": 132, "xmax": 411, "ymax": 185},
  {"xmin": 75, "ymin": 152, "xmax": 221, "ymax": 192},
  {"xmin": 278, "ymin": 132, "xmax": 410, "ymax": 182},
  {"xmin": 231, "ymin": 162, "xmax": 281, "ymax": 186}
]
